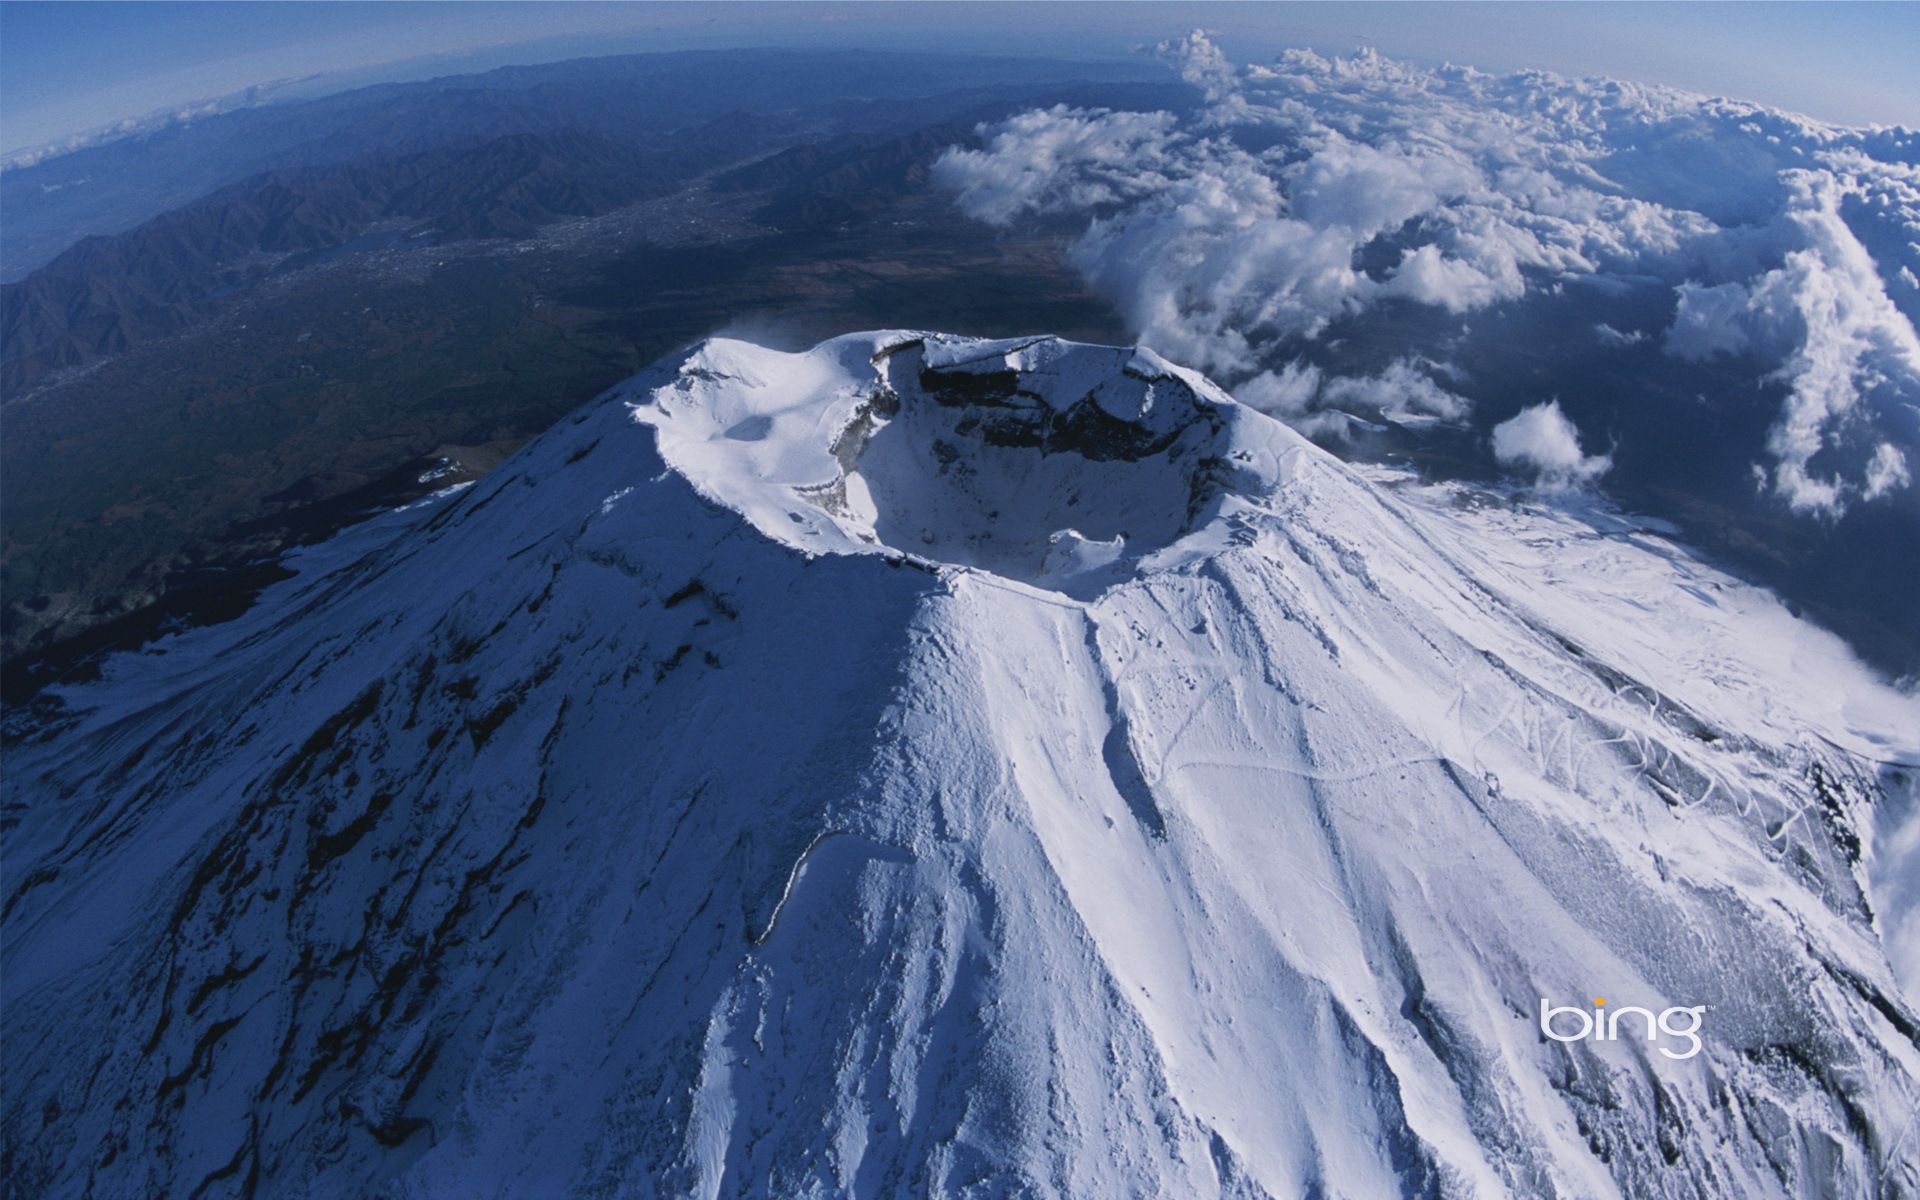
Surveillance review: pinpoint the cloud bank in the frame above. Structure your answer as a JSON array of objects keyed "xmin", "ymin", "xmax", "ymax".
[{"xmin": 933, "ymin": 33, "xmax": 1920, "ymax": 518}]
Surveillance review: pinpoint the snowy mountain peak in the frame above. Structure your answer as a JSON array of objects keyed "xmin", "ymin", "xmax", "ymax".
[
  {"xmin": 5, "ymin": 332, "xmax": 1919, "ymax": 1198},
  {"xmin": 635, "ymin": 332, "xmax": 1293, "ymax": 591}
]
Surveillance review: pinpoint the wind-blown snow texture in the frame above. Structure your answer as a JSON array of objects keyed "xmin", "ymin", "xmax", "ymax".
[{"xmin": 5, "ymin": 331, "xmax": 1920, "ymax": 1198}]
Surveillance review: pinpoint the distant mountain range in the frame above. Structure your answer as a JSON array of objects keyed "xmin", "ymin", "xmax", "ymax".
[
  {"xmin": 3, "ymin": 129, "xmax": 746, "ymax": 394},
  {"xmin": 1, "ymin": 54, "xmax": 1187, "ymax": 397},
  {"xmin": 0, "ymin": 50, "xmax": 1170, "ymax": 279},
  {"xmin": 2, "ymin": 117, "xmax": 1045, "ymax": 395}
]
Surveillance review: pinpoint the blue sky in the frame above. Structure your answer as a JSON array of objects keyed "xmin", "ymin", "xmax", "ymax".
[{"xmin": 3, "ymin": 2, "xmax": 1918, "ymax": 155}]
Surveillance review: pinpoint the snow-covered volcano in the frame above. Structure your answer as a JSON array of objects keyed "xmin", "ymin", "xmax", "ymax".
[{"xmin": 4, "ymin": 331, "xmax": 1918, "ymax": 1198}]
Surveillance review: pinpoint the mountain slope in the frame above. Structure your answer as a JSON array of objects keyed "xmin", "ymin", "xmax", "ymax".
[{"xmin": 3, "ymin": 332, "xmax": 1917, "ymax": 1198}]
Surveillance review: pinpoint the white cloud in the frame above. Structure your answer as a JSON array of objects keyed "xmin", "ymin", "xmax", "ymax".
[
  {"xmin": 1662, "ymin": 172, "xmax": 1920, "ymax": 514},
  {"xmin": 1322, "ymin": 359, "xmax": 1471, "ymax": 424},
  {"xmin": 931, "ymin": 106, "xmax": 1184, "ymax": 226},
  {"xmin": 1235, "ymin": 357, "xmax": 1468, "ymax": 437},
  {"xmin": 1594, "ymin": 323, "xmax": 1646, "ymax": 347},
  {"xmin": 933, "ymin": 32, "xmax": 1920, "ymax": 519},
  {"xmin": 1235, "ymin": 360, "xmax": 1322, "ymax": 418},
  {"xmin": 1755, "ymin": 172, "xmax": 1920, "ymax": 515},
  {"xmin": 1492, "ymin": 402, "xmax": 1612, "ymax": 489},
  {"xmin": 1865, "ymin": 443, "xmax": 1912, "ymax": 500},
  {"xmin": 933, "ymin": 42, "xmax": 1676, "ymax": 377}
]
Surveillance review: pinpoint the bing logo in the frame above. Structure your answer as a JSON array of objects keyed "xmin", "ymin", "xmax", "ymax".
[{"xmin": 1540, "ymin": 997, "xmax": 1705, "ymax": 1060}]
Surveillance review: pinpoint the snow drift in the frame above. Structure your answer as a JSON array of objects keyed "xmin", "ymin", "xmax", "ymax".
[{"xmin": 4, "ymin": 331, "xmax": 1918, "ymax": 1198}]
